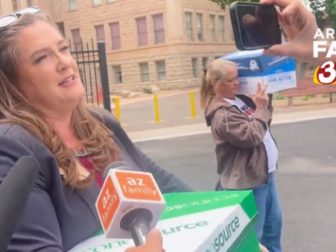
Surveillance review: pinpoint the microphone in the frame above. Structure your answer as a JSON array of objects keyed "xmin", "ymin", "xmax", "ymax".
[
  {"xmin": 102, "ymin": 160, "xmax": 131, "ymax": 178},
  {"xmin": 0, "ymin": 156, "xmax": 38, "ymax": 251},
  {"xmin": 96, "ymin": 162, "xmax": 166, "ymax": 246}
]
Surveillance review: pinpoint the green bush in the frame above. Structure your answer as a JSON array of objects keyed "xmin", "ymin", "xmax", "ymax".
[
  {"xmin": 302, "ymin": 94, "xmax": 314, "ymax": 101},
  {"xmin": 274, "ymin": 93, "xmax": 285, "ymax": 100},
  {"xmin": 143, "ymin": 86, "xmax": 153, "ymax": 94}
]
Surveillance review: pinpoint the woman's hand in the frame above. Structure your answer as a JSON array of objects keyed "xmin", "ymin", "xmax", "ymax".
[
  {"xmin": 125, "ymin": 229, "xmax": 164, "ymax": 252},
  {"xmin": 259, "ymin": 243, "xmax": 269, "ymax": 252},
  {"xmin": 251, "ymin": 83, "xmax": 269, "ymax": 109},
  {"xmin": 261, "ymin": 0, "xmax": 318, "ymax": 63}
]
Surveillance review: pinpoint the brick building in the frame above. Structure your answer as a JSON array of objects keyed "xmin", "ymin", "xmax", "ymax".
[{"xmin": 1, "ymin": 0, "xmax": 236, "ymax": 92}]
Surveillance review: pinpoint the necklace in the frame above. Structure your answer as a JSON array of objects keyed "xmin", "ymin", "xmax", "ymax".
[{"xmin": 74, "ymin": 147, "xmax": 91, "ymax": 157}]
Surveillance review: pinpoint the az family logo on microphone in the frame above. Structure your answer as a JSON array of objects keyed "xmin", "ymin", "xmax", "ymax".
[
  {"xmin": 313, "ymin": 28, "xmax": 336, "ymax": 85},
  {"xmin": 96, "ymin": 169, "xmax": 165, "ymax": 239}
]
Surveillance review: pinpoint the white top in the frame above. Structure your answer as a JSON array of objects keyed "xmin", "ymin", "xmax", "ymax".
[{"xmin": 224, "ymin": 97, "xmax": 278, "ymax": 173}]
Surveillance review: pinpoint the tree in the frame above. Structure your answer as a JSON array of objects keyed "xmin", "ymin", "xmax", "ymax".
[
  {"xmin": 209, "ymin": 0, "xmax": 233, "ymax": 9},
  {"xmin": 308, "ymin": 0, "xmax": 327, "ymax": 28},
  {"xmin": 325, "ymin": 0, "xmax": 336, "ymax": 27},
  {"xmin": 210, "ymin": 0, "xmax": 258, "ymax": 9}
]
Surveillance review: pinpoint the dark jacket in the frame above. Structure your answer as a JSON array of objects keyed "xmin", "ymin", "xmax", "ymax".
[
  {"xmin": 205, "ymin": 95, "xmax": 274, "ymax": 189},
  {"xmin": 0, "ymin": 108, "xmax": 191, "ymax": 251}
]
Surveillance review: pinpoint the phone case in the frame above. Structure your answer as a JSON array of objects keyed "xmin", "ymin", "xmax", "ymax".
[
  {"xmin": 230, "ymin": 1, "xmax": 245, "ymax": 50},
  {"xmin": 229, "ymin": 1, "xmax": 281, "ymax": 50}
]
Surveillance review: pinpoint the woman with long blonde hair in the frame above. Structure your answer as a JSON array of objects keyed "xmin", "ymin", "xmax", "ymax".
[{"xmin": 201, "ymin": 58, "xmax": 281, "ymax": 252}]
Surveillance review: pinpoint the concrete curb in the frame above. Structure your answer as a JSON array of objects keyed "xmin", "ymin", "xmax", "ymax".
[{"xmin": 129, "ymin": 107, "xmax": 336, "ymax": 143}]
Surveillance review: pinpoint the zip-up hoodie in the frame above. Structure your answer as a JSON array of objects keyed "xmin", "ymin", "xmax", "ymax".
[{"xmin": 205, "ymin": 95, "xmax": 273, "ymax": 189}]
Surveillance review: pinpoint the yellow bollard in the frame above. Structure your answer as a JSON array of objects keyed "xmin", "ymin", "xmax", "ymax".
[
  {"xmin": 113, "ymin": 96, "xmax": 121, "ymax": 121},
  {"xmin": 189, "ymin": 91, "xmax": 197, "ymax": 119},
  {"xmin": 153, "ymin": 94, "xmax": 161, "ymax": 123}
]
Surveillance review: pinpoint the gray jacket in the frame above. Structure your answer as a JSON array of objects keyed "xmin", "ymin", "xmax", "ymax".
[{"xmin": 0, "ymin": 108, "xmax": 191, "ymax": 251}]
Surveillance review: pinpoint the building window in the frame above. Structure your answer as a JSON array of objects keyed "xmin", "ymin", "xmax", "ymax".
[
  {"xmin": 56, "ymin": 22, "xmax": 65, "ymax": 36},
  {"xmin": 139, "ymin": 63, "xmax": 149, "ymax": 82},
  {"xmin": 68, "ymin": 0, "xmax": 77, "ymax": 11},
  {"xmin": 209, "ymin": 15, "xmax": 216, "ymax": 41},
  {"xmin": 192, "ymin": 58, "xmax": 198, "ymax": 78},
  {"xmin": 112, "ymin": 65, "xmax": 123, "ymax": 84},
  {"xmin": 109, "ymin": 22, "xmax": 120, "ymax": 50},
  {"xmin": 95, "ymin": 25, "xmax": 105, "ymax": 42},
  {"xmin": 218, "ymin": 15, "xmax": 225, "ymax": 41},
  {"xmin": 136, "ymin": 17, "xmax": 147, "ymax": 46},
  {"xmin": 196, "ymin": 13, "xmax": 203, "ymax": 41},
  {"xmin": 156, "ymin": 61, "xmax": 166, "ymax": 81},
  {"xmin": 92, "ymin": 0, "xmax": 102, "ymax": 6},
  {"xmin": 71, "ymin": 28, "xmax": 82, "ymax": 50},
  {"xmin": 185, "ymin": 12, "xmax": 193, "ymax": 41},
  {"xmin": 153, "ymin": 14, "xmax": 165, "ymax": 44},
  {"xmin": 12, "ymin": 0, "xmax": 19, "ymax": 11},
  {"xmin": 202, "ymin": 57, "xmax": 208, "ymax": 71},
  {"xmin": 27, "ymin": 0, "xmax": 33, "ymax": 7}
]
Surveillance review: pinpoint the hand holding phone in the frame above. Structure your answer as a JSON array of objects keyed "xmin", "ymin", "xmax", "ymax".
[
  {"xmin": 230, "ymin": 1, "xmax": 282, "ymax": 50},
  {"xmin": 261, "ymin": 0, "xmax": 319, "ymax": 63}
]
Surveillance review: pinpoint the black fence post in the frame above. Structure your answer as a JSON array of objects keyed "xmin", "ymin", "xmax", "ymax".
[{"xmin": 98, "ymin": 42, "xmax": 111, "ymax": 111}]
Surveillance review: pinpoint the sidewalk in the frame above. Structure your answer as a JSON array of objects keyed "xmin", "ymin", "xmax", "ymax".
[
  {"xmin": 129, "ymin": 105, "xmax": 336, "ymax": 142},
  {"xmin": 115, "ymin": 88, "xmax": 336, "ymax": 142}
]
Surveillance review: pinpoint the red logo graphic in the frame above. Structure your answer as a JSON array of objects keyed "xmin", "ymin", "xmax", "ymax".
[{"xmin": 313, "ymin": 60, "xmax": 336, "ymax": 85}]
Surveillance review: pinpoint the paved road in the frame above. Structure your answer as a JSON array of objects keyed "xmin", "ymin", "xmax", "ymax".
[{"xmin": 135, "ymin": 118, "xmax": 336, "ymax": 252}]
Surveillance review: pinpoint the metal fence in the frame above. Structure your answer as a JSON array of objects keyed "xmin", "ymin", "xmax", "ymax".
[{"xmin": 71, "ymin": 41, "xmax": 111, "ymax": 111}]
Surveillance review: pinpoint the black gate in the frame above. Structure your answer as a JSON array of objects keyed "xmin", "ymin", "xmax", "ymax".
[{"xmin": 71, "ymin": 41, "xmax": 111, "ymax": 111}]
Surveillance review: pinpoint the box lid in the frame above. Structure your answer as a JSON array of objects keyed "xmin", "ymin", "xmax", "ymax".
[{"xmin": 221, "ymin": 50, "xmax": 296, "ymax": 77}]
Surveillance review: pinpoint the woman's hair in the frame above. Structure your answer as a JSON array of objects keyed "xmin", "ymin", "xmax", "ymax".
[
  {"xmin": 200, "ymin": 59, "xmax": 236, "ymax": 109},
  {"xmin": 0, "ymin": 13, "xmax": 120, "ymax": 188}
]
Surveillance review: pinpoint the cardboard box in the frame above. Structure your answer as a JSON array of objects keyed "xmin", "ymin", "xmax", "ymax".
[
  {"xmin": 69, "ymin": 191, "xmax": 259, "ymax": 252},
  {"xmin": 221, "ymin": 49, "xmax": 297, "ymax": 94}
]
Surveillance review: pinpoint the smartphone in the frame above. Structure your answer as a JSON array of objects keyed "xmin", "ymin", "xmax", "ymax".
[{"xmin": 230, "ymin": 1, "xmax": 282, "ymax": 50}]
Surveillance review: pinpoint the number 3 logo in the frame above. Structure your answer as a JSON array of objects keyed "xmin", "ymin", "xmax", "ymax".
[{"xmin": 317, "ymin": 60, "xmax": 336, "ymax": 85}]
